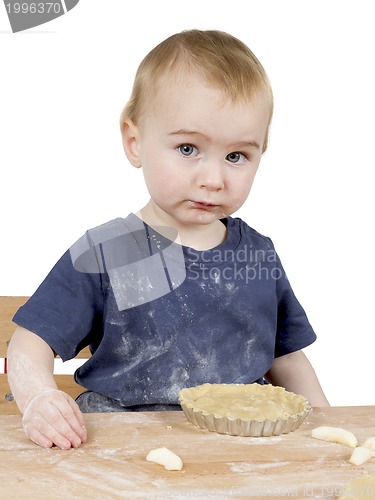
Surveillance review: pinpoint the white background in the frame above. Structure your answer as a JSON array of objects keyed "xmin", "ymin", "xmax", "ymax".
[{"xmin": 1, "ymin": 0, "xmax": 374, "ymax": 406}]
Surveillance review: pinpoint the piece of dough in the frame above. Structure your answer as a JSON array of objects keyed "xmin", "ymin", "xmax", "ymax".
[
  {"xmin": 363, "ymin": 437, "xmax": 375, "ymax": 451},
  {"xmin": 339, "ymin": 474, "xmax": 375, "ymax": 499},
  {"xmin": 311, "ymin": 426, "xmax": 358, "ymax": 448},
  {"xmin": 146, "ymin": 447, "xmax": 183, "ymax": 471},
  {"xmin": 349, "ymin": 446, "xmax": 375, "ymax": 466}
]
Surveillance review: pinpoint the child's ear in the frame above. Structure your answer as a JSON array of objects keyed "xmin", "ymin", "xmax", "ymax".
[{"xmin": 121, "ymin": 119, "xmax": 142, "ymax": 168}]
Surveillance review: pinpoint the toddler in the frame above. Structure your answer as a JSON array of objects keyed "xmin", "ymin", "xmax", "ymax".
[{"xmin": 8, "ymin": 29, "xmax": 329, "ymax": 450}]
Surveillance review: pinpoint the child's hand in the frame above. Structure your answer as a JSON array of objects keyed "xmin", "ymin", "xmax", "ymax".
[{"xmin": 22, "ymin": 389, "xmax": 87, "ymax": 449}]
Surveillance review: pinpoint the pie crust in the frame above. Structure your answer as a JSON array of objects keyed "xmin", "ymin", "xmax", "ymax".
[{"xmin": 178, "ymin": 383, "xmax": 311, "ymax": 437}]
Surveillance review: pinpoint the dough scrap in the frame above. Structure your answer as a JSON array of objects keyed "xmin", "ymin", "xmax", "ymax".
[
  {"xmin": 339, "ymin": 474, "xmax": 375, "ymax": 499},
  {"xmin": 311, "ymin": 426, "xmax": 358, "ymax": 448},
  {"xmin": 363, "ymin": 436, "xmax": 375, "ymax": 451},
  {"xmin": 146, "ymin": 447, "xmax": 183, "ymax": 471},
  {"xmin": 349, "ymin": 446, "xmax": 375, "ymax": 466}
]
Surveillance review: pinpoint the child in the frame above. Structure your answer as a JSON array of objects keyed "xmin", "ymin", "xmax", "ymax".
[{"xmin": 7, "ymin": 29, "xmax": 329, "ymax": 450}]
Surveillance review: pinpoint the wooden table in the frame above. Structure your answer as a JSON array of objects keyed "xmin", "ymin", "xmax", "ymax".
[{"xmin": 1, "ymin": 407, "xmax": 375, "ymax": 499}]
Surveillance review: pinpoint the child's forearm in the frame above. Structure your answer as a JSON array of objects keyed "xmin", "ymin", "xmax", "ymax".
[
  {"xmin": 7, "ymin": 326, "xmax": 57, "ymax": 413},
  {"xmin": 7, "ymin": 326, "xmax": 87, "ymax": 449},
  {"xmin": 265, "ymin": 350, "xmax": 330, "ymax": 407}
]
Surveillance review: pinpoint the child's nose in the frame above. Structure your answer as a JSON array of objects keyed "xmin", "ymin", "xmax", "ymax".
[{"xmin": 196, "ymin": 161, "xmax": 225, "ymax": 191}]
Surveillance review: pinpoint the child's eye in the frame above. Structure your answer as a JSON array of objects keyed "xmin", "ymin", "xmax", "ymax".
[
  {"xmin": 226, "ymin": 152, "xmax": 247, "ymax": 164},
  {"xmin": 178, "ymin": 144, "xmax": 198, "ymax": 157}
]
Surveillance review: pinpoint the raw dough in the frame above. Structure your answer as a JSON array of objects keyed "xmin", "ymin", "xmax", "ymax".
[
  {"xmin": 178, "ymin": 383, "xmax": 308, "ymax": 421},
  {"xmin": 146, "ymin": 447, "xmax": 183, "ymax": 471},
  {"xmin": 349, "ymin": 446, "xmax": 375, "ymax": 466},
  {"xmin": 349, "ymin": 435, "xmax": 375, "ymax": 465},
  {"xmin": 311, "ymin": 426, "xmax": 358, "ymax": 448},
  {"xmin": 364, "ymin": 437, "xmax": 375, "ymax": 451},
  {"xmin": 339, "ymin": 474, "xmax": 375, "ymax": 499}
]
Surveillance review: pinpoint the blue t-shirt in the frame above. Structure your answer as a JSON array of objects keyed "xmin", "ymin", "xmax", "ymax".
[{"xmin": 13, "ymin": 213, "xmax": 316, "ymax": 407}]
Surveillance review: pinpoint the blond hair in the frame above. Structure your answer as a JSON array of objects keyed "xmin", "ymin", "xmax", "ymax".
[{"xmin": 120, "ymin": 29, "xmax": 273, "ymax": 152}]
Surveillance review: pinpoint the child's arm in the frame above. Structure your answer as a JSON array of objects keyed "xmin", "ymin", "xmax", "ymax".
[
  {"xmin": 265, "ymin": 350, "xmax": 330, "ymax": 407},
  {"xmin": 7, "ymin": 326, "xmax": 87, "ymax": 449}
]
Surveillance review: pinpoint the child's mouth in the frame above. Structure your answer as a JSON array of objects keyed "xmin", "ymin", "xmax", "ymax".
[{"xmin": 191, "ymin": 201, "xmax": 217, "ymax": 210}]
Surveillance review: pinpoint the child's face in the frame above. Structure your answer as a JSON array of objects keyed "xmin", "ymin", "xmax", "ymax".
[{"xmin": 123, "ymin": 75, "xmax": 270, "ymax": 230}]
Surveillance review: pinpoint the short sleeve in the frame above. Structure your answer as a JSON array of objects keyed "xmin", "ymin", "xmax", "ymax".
[
  {"xmin": 12, "ymin": 249, "xmax": 104, "ymax": 361},
  {"xmin": 274, "ymin": 253, "xmax": 317, "ymax": 357}
]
